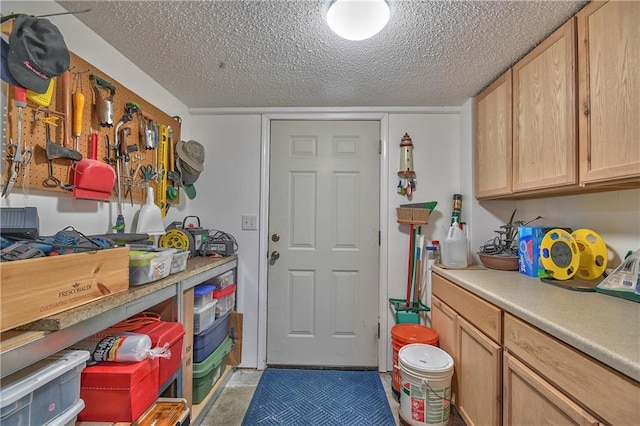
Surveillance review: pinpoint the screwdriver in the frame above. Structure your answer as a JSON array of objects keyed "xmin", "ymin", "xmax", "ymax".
[{"xmin": 72, "ymin": 90, "xmax": 85, "ymax": 152}]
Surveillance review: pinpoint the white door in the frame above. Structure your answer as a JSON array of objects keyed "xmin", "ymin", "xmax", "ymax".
[{"xmin": 267, "ymin": 120, "xmax": 380, "ymax": 367}]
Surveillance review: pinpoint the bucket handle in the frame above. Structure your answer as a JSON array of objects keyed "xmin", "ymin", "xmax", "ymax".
[{"xmin": 420, "ymin": 377, "xmax": 452, "ymax": 405}]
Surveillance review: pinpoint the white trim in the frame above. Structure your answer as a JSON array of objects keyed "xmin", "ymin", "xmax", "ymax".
[
  {"xmin": 257, "ymin": 115, "xmax": 271, "ymax": 370},
  {"xmin": 378, "ymin": 114, "xmax": 390, "ymax": 372},
  {"xmin": 190, "ymin": 106, "xmax": 461, "ymax": 116},
  {"xmin": 256, "ymin": 111, "xmax": 390, "ymax": 372}
]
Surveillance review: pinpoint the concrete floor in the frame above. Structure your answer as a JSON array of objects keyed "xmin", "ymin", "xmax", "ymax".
[{"xmin": 203, "ymin": 369, "xmax": 466, "ymax": 425}]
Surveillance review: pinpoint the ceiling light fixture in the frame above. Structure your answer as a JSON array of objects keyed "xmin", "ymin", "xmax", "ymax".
[{"xmin": 326, "ymin": 0, "xmax": 390, "ymax": 41}]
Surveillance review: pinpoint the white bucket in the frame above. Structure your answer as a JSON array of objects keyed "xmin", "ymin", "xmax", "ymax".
[{"xmin": 399, "ymin": 343, "xmax": 454, "ymax": 426}]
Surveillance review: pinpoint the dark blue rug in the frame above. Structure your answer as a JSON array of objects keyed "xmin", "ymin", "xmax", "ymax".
[{"xmin": 242, "ymin": 369, "xmax": 396, "ymax": 425}]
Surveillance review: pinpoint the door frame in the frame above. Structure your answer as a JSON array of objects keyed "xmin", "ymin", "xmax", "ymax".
[{"xmin": 257, "ymin": 112, "xmax": 390, "ymax": 371}]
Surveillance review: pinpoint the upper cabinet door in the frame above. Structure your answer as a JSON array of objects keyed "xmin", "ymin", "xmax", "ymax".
[
  {"xmin": 512, "ymin": 19, "xmax": 578, "ymax": 192},
  {"xmin": 474, "ymin": 70, "xmax": 513, "ymax": 199},
  {"xmin": 577, "ymin": 1, "xmax": 640, "ymax": 184}
]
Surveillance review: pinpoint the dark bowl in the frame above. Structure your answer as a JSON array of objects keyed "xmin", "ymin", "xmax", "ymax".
[{"xmin": 478, "ymin": 253, "xmax": 519, "ymax": 271}]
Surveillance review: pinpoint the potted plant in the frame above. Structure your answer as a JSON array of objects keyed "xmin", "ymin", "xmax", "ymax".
[{"xmin": 478, "ymin": 209, "xmax": 542, "ymax": 270}]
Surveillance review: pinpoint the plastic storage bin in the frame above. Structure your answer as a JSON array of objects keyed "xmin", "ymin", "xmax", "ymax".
[
  {"xmin": 135, "ymin": 321, "xmax": 185, "ymax": 390},
  {"xmin": 129, "ymin": 250, "xmax": 173, "ymax": 286},
  {"xmin": 192, "ymin": 337, "xmax": 232, "ymax": 405},
  {"xmin": 194, "ymin": 299, "xmax": 218, "ymax": 335},
  {"xmin": 193, "ymin": 284, "xmax": 215, "ymax": 308},
  {"xmin": 210, "ymin": 270, "xmax": 235, "ymax": 288},
  {"xmin": 194, "ymin": 310, "xmax": 232, "ymax": 363},
  {"xmin": 45, "ymin": 399, "xmax": 85, "ymax": 426},
  {"xmin": 213, "ymin": 284, "xmax": 236, "ymax": 318},
  {"xmin": 170, "ymin": 250, "xmax": 189, "ymax": 274},
  {"xmin": 0, "ymin": 350, "xmax": 90, "ymax": 426},
  {"xmin": 79, "ymin": 357, "xmax": 159, "ymax": 422}
]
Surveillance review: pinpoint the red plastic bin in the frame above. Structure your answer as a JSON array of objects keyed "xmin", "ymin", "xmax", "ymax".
[
  {"xmin": 135, "ymin": 321, "xmax": 185, "ymax": 389},
  {"xmin": 78, "ymin": 357, "xmax": 159, "ymax": 422}
]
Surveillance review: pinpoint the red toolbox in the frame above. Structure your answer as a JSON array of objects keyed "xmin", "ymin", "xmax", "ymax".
[
  {"xmin": 78, "ymin": 357, "xmax": 159, "ymax": 422},
  {"xmin": 135, "ymin": 321, "xmax": 185, "ymax": 389}
]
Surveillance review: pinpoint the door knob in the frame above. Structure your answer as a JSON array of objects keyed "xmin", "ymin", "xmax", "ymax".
[{"xmin": 270, "ymin": 251, "xmax": 280, "ymax": 261}]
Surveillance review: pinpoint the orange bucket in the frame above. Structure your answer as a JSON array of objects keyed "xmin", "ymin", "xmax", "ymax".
[{"xmin": 391, "ymin": 324, "xmax": 439, "ymax": 395}]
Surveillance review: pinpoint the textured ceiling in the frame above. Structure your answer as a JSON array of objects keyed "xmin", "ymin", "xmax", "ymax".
[{"xmin": 55, "ymin": 0, "xmax": 588, "ymax": 109}]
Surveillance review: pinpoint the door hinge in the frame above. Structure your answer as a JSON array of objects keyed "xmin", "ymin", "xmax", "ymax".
[
  {"xmin": 377, "ymin": 322, "xmax": 380, "ymax": 339},
  {"xmin": 378, "ymin": 230, "xmax": 381, "ymax": 246},
  {"xmin": 379, "ymin": 140, "xmax": 382, "ymax": 155}
]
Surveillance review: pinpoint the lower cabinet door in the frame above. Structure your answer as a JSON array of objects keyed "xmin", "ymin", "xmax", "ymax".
[
  {"xmin": 430, "ymin": 296, "xmax": 458, "ymax": 401},
  {"xmin": 456, "ymin": 316, "xmax": 502, "ymax": 426},
  {"xmin": 503, "ymin": 352, "xmax": 599, "ymax": 425}
]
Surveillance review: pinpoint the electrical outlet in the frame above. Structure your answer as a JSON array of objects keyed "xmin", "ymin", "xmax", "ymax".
[{"xmin": 241, "ymin": 215, "xmax": 258, "ymax": 230}]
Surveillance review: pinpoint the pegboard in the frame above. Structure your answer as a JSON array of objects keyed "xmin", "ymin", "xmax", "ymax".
[{"xmin": 2, "ymin": 51, "xmax": 182, "ymax": 209}]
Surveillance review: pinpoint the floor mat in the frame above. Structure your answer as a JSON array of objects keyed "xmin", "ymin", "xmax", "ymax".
[{"xmin": 242, "ymin": 368, "xmax": 396, "ymax": 425}]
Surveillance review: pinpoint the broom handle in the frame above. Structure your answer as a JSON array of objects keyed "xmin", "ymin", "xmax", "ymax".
[{"xmin": 406, "ymin": 224, "xmax": 414, "ymax": 307}]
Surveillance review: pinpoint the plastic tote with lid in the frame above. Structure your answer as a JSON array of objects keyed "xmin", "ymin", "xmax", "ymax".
[{"xmin": 442, "ymin": 220, "xmax": 468, "ymax": 268}]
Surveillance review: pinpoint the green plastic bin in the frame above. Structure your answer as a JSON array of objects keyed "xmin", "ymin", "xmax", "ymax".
[{"xmin": 192, "ymin": 336, "xmax": 232, "ymax": 405}]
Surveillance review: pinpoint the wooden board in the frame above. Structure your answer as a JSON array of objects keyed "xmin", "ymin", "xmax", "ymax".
[
  {"xmin": 2, "ymin": 52, "xmax": 182, "ymax": 206},
  {"xmin": 0, "ymin": 247, "xmax": 130, "ymax": 332}
]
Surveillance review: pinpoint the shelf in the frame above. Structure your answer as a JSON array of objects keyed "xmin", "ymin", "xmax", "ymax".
[{"xmin": 0, "ymin": 255, "xmax": 238, "ymax": 379}]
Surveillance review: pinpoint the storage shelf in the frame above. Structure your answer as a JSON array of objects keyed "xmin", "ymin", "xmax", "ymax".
[{"xmin": 0, "ymin": 256, "xmax": 237, "ymax": 379}]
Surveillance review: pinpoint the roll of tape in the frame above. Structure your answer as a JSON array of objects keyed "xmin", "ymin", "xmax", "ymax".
[
  {"xmin": 159, "ymin": 229, "xmax": 192, "ymax": 253},
  {"xmin": 540, "ymin": 229, "xmax": 580, "ymax": 280},
  {"xmin": 571, "ymin": 228, "xmax": 608, "ymax": 280}
]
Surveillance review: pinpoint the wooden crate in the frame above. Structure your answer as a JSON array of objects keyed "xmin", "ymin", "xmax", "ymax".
[{"xmin": 0, "ymin": 247, "xmax": 129, "ymax": 332}]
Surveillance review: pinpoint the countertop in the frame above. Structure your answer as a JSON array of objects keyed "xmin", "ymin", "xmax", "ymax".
[{"xmin": 433, "ymin": 265, "xmax": 640, "ymax": 383}]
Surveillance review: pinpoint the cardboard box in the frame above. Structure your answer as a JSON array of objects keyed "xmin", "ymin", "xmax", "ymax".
[
  {"xmin": 228, "ymin": 311, "xmax": 243, "ymax": 366},
  {"xmin": 518, "ymin": 226, "xmax": 547, "ymax": 277},
  {"xmin": 0, "ymin": 247, "xmax": 129, "ymax": 332}
]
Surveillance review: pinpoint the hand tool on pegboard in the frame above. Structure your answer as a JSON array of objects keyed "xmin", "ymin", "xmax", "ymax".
[
  {"xmin": 112, "ymin": 102, "xmax": 139, "ymax": 232},
  {"xmin": 166, "ymin": 125, "xmax": 178, "ymax": 204},
  {"xmin": 155, "ymin": 124, "xmax": 169, "ymax": 216},
  {"xmin": 2, "ymin": 87, "xmax": 32, "ymax": 197},
  {"xmin": 61, "ymin": 70, "xmax": 73, "ymax": 148},
  {"xmin": 71, "ymin": 71, "xmax": 86, "ymax": 151},
  {"xmin": 90, "ymin": 74, "xmax": 116, "ymax": 127},
  {"xmin": 41, "ymin": 111, "xmax": 81, "ymax": 190}
]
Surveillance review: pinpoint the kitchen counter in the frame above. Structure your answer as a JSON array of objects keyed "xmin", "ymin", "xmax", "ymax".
[{"xmin": 433, "ymin": 266, "xmax": 640, "ymax": 382}]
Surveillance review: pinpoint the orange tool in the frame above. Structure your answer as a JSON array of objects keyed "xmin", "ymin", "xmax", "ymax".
[{"xmin": 72, "ymin": 74, "xmax": 85, "ymax": 151}]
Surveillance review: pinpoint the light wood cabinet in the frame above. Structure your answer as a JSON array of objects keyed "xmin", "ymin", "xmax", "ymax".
[
  {"xmin": 512, "ymin": 18, "xmax": 578, "ymax": 192},
  {"xmin": 431, "ymin": 296, "xmax": 457, "ymax": 397},
  {"xmin": 432, "ymin": 274, "xmax": 502, "ymax": 426},
  {"xmin": 432, "ymin": 272, "xmax": 640, "ymax": 425},
  {"xmin": 504, "ymin": 313, "xmax": 639, "ymax": 426},
  {"xmin": 474, "ymin": 70, "xmax": 512, "ymax": 198},
  {"xmin": 456, "ymin": 316, "xmax": 502, "ymax": 426},
  {"xmin": 503, "ymin": 352, "xmax": 599, "ymax": 426},
  {"xmin": 577, "ymin": 0, "xmax": 640, "ymax": 185},
  {"xmin": 474, "ymin": 0, "xmax": 639, "ymax": 199}
]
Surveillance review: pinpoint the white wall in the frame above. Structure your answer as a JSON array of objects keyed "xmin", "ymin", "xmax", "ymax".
[{"xmin": 182, "ymin": 115, "xmax": 262, "ymax": 368}]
